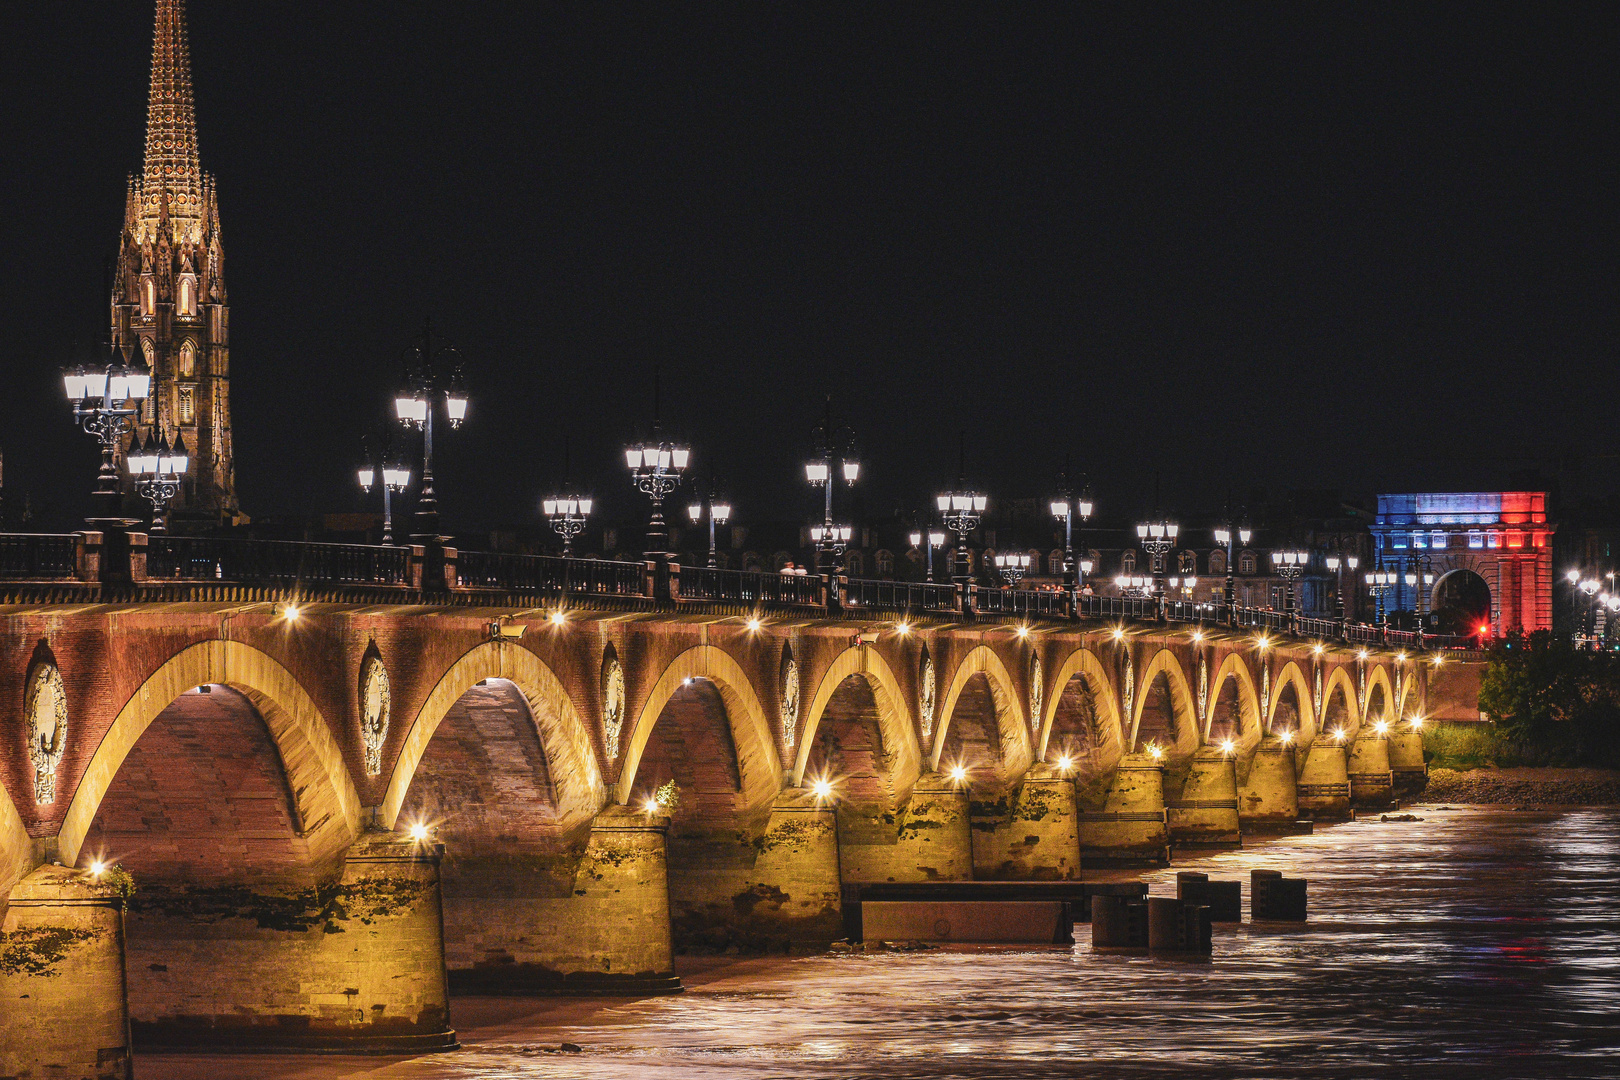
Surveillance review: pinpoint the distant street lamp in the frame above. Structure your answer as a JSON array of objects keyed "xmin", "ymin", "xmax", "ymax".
[
  {"xmin": 1135, "ymin": 517, "xmax": 1179, "ymax": 598},
  {"xmin": 938, "ymin": 489, "xmax": 988, "ymax": 584},
  {"xmin": 543, "ymin": 492, "xmax": 592, "ymax": 557},
  {"xmin": 1325, "ymin": 553, "xmax": 1360, "ymax": 621},
  {"xmin": 358, "ymin": 443, "xmax": 410, "ymax": 546},
  {"xmin": 394, "ymin": 319, "xmax": 468, "ymax": 543},
  {"xmin": 625, "ymin": 373, "xmax": 690, "ymax": 559},
  {"xmin": 806, "ymin": 399, "xmax": 859, "ymax": 573},
  {"xmin": 1213, "ymin": 516, "xmax": 1252, "ymax": 610},
  {"xmin": 63, "ymin": 345, "xmax": 151, "ymax": 523},
  {"xmin": 1366, "ymin": 569, "xmax": 1398, "ymax": 625},
  {"xmin": 127, "ymin": 427, "xmax": 187, "ymax": 534},
  {"xmin": 1115, "ymin": 574, "xmax": 1154, "ymax": 597},
  {"xmin": 910, "ymin": 527, "xmax": 948, "ymax": 584},
  {"xmin": 1271, "ymin": 547, "xmax": 1309, "ymax": 613},
  {"xmin": 1051, "ymin": 482, "xmax": 1094, "ymax": 591},
  {"xmin": 687, "ymin": 486, "xmax": 732, "ymax": 568},
  {"xmin": 1168, "ymin": 575, "xmax": 1198, "ymax": 601},
  {"xmin": 994, "ymin": 552, "xmax": 1032, "ymax": 586}
]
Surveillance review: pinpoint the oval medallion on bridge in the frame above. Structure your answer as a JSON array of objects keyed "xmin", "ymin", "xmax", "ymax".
[
  {"xmin": 359, "ymin": 649, "xmax": 390, "ymax": 777},
  {"xmin": 602, "ymin": 649, "xmax": 626, "ymax": 761},
  {"xmin": 25, "ymin": 659, "xmax": 67, "ymax": 806},
  {"xmin": 780, "ymin": 654, "xmax": 800, "ymax": 755},
  {"xmin": 919, "ymin": 650, "xmax": 937, "ymax": 745},
  {"xmin": 1028, "ymin": 653, "xmax": 1043, "ymax": 737}
]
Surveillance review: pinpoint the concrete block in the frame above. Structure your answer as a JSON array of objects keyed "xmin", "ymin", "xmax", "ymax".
[
  {"xmin": 1077, "ymin": 754, "xmax": 1169, "ymax": 867},
  {"xmin": 859, "ymin": 900, "xmax": 1068, "ymax": 943},
  {"xmin": 1252, "ymin": 869, "xmax": 1307, "ymax": 921},
  {"xmin": 1090, "ymin": 894, "xmax": 1148, "ymax": 950},
  {"xmin": 1176, "ymin": 872, "xmax": 1242, "ymax": 922}
]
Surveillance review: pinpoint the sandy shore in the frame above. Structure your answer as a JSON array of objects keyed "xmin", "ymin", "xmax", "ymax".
[{"xmin": 1422, "ymin": 766, "xmax": 1620, "ymax": 805}]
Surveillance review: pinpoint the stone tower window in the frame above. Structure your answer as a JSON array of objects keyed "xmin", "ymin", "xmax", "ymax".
[
  {"xmin": 178, "ymin": 385, "xmax": 195, "ymax": 425},
  {"xmin": 140, "ymin": 276, "xmax": 156, "ymax": 316},
  {"xmin": 179, "ymin": 340, "xmax": 196, "ymax": 378},
  {"xmin": 177, "ymin": 274, "xmax": 197, "ymax": 317}
]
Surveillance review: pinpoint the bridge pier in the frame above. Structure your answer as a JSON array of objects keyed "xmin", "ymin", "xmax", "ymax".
[
  {"xmin": 0, "ymin": 864, "xmax": 132, "ymax": 1080},
  {"xmin": 123, "ymin": 831, "xmax": 454, "ymax": 1053},
  {"xmin": 970, "ymin": 764, "xmax": 1081, "ymax": 880},
  {"xmin": 1348, "ymin": 731, "xmax": 1397, "ymax": 810},
  {"xmin": 745, "ymin": 789, "xmax": 843, "ymax": 945},
  {"xmin": 1238, "ymin": 735, "xmax": 1301, "ymax": 833},
  {"xmin": 1298, "ymin": 737, "xmax": 1352, "ymax": 820},
  {"xmin": 1167, "ymin": 747, "xmax": 1242, "ymax": 848},
  {"xmin": 1077, "ymin": 754, "xmax": 1169, "ymax": 867},
  {"xmin": 1387, "ymin": 729, "xmax": 1428, "ymax": 800},
  {"xmin": 836, "ymin": 772, "xmax": 972, "ymax": 883},
  {"xmin": 553, "ymin": 807, "xmax": 678, "ymax": 990}
]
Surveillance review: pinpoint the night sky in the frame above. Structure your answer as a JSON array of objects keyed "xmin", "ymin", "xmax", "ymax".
[{"xmin": 4, "ymin": 3, "xmax": 1617, "ymax": 536}]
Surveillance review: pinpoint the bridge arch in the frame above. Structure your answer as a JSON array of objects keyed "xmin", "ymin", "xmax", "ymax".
[
  {"xmin": 617, "ymin": 644, "xmax": 779, "ymax": 811},
  {"xmin": 1038, "ymin": 648, "xmax": 1121, "ymax": 763},
  {"xmin": 1266, "ymin": 660, "xmax": 1317, "ymax": 741},
  {"xmin": 1364, "ymin": 665, "xmax": 1396, "ymax": 726},
  {"xmin": 1131, "ymin": 648, "xmax": 1199, "ymax": 757},
  {"xmin": 59, "ymin": 639, "xmax": 361, "ymax": 868},
  {"xmin": 382, "ymin": 640, "xmax": 604, "ymax": 828},
  {"xmin": 932, "ymin": 645, "xmax": 1033, "ymax": 782},
  {"xmin": 793, "ymin": 645, "xmax": 921, "ymax": 805},
  {"xmin": 1398, "ymin": 669, "xmax": 1421, "ymax": 720},
  {"xmin": 1323, "ymin": 666, "xmax": 1361, "ymax": 735},
  {"xmin": 1206, "ymin": 652, "xmax": 1262, "ymax": 748}
]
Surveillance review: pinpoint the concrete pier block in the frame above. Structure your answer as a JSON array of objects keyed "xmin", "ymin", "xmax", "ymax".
[
  {"xmin": 1297, "ymin": 736, "xmax": 1352, "ymax": 820},
  {"xmin": 743, "ymin": 789, "xmax": 844, "ymax": 946},
  {"xmin": 1347, "ymin": 732, "xmax": 1397, "ymax": 810},
  {"xmin": 1077, "ymin": 754, "xmax": 1169, "ymax": 867},
  {"xmin": 0, "ymin": 864, "xmax": 132, "ymax": 1080},
  {"xmin": 1251, "ymin": 869, "xmax": 1308, "ymax": 921},
  {"xmin": 1175, "ymin": 871, "xmax": 1242, "ymax": 922},
  {"xmin": 1090, "ymin": 894, "xmax": 1148, "ymax": 950},
  {"xmin": 1387, "ymin": 729, "xmax": 1428, "ymax": 800},
  {"xmin": 839, "ymin": 772, "xmax": 972, "ymax": 884},
  {"xmin": 1147, "ymin": 896, "xmax": 1212, "ymax": 955},
  {"xmin": 1167, "ymin": 748, "xmax": 1242, "ymax": 848},
  {"xmin": 970, "ymin": 763, "xmax": 1081, "ymax": 880},
  {"xmin": 1239, "ymin": 735, "xmax": 1301, "ymax": 832}
]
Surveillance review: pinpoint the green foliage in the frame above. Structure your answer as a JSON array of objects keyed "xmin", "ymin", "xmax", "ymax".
[
  {"xmin": 1422, "ymin": 721, "xmax": 1552, "ymax": 770},
  {"xmin": 97, "ymin": 865, "xmax": 137, "ymax": 899},
  {"xmin": 1474, "ymin": 630, "xmax": 1620, "ymax": 766},
  {"xmin": 654, "ymin": 779, "xmax": 681, "ymax": 812}
]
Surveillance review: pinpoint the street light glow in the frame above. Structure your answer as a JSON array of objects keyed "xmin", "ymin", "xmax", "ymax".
[
  {"xmin": 1331, "ymin": 727, "xmax": 1346, "ymax": 742},
  {"xmin": 1056, "ymin": 755, "xmax": 1073, "ymax": 772},
  {"xmin": 745, "ymin": 617, "xmax": 761, "ymax": 631},
  {"xmin": 895, "ymin": 621, "xmax": 910, "ymax": 635},
  {"xmin": 1220, "ymin": 739, "xmax": 1235, "ymax": 755},
  {"xmin": 812, "ymin": 778, "xmax": 834, "ymax": 799},
  {"xmin": 1373, "ymin": 720, "xmax": 1390, "ymax": 735},
  {"xmin": 550, "ymin": 610, "xmax": 567, "ymax": 626},
  {"xmin": 949, "ymin": 764, "xmax": 968, "ymax": 783},
  {"xmin": 89, "ymin": 860, "xmax": 106, "ymax": 878},
  {"xmin": 1279, "ymin": 730, "xmax": 1295, "ymax": 746},
  {"xmin": 409, "ymin": 823, "xmax": 430, "ymax": 842}
]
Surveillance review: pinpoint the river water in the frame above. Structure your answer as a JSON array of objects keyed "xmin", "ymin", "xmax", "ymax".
[{"xmin": 141, "ymin": 807, "xmax": 1620, "ymax": 1080}]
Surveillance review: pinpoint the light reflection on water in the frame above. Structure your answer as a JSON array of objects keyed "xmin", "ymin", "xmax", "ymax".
[{"xmin": 146, "ymin": 807, "xmax": 1620, "ymax": 1080}]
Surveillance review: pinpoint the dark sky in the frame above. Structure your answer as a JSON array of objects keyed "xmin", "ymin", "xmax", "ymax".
[{"xmin": 3, "ymin": 3, "xmax": 1617, "ymax": 535}]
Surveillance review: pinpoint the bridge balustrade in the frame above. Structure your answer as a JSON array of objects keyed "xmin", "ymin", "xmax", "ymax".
[
  {"xmin": 454, "ymin": 550, "xmax": 646, "ymax": 597},
  {"xmin": 840, "ymin": 578, "xmax": 962, "ymax": 614},
  {"xmin": 146, "ymin": 536, "xmax": 411, "ymax": 585},
  {"xmin": 973, "ymin": 587, "xmax": 1072, "ymax": 618},
  {"xmin": 675, "ymin": 565, "xmax": 826, "ymax": 607},
  {"xmin": 0, "ymin": 533, "xmax": 80, "ymax": 579}
]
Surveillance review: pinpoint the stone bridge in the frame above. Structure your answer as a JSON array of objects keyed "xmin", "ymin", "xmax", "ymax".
[{"xmin": 0, "ymin": 536, "xmax": 1483, "ymax": 1073}]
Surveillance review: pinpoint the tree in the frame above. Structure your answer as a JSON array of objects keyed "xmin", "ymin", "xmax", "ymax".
[{"xmin": 1477, "ymin": 631, "xmax": 1620, "ymax": 765}]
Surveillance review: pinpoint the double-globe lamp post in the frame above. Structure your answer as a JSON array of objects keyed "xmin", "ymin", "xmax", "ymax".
[
  {"xmin": 1324, "ymin": 553, "xmax": 1360, "ymax": 621},
  {"xmin": 687, "ymin": 488, "xmax": 732, "ymax": 568},
  {"xmin": 393, "ymin": 321, "xmax": 468, "ymax": 544},
  {"xmin": 358, "ymin": 456, "xmax": 411, "ymax": 546},
  {"xmin": 909, "ymin": 528, "xmax": 947, "ymax": 584},
  {"xmin": 1213, "ymin": 520, "xmax": 1251, "ymax": 611},
  {"xmin": 1050, "ymin": 486, "xmax": 1095, "ymax": 593},
  {"xmin": 806, "ymin": 401, "xmax": 859, "ymax": 574}
]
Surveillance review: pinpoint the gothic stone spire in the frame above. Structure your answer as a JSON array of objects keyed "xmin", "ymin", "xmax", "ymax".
[{"xmin": 140, "ymin": 0, "xmax": 203, "ymax": 242}]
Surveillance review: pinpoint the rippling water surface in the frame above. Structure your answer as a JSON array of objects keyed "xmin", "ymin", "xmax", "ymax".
[{"xmin": 143, "ymin": 808, "xmax": 1620, "ymax": 1080}]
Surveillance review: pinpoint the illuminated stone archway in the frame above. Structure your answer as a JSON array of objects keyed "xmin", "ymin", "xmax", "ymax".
[
  {"xmin": 1038, "ymin": 648, "xmax": 1120, "ymax": 763},
  {"xmin": 932, "ymin": 645, "xmax": 1032, "ymax": 782},
  {"xmin": 793, "ymin": 645, "xmax": 921, "ymax": 805},
  {"xmin": 1131, "ymin": 648, "xmax": 1199, "ymax": 757}
]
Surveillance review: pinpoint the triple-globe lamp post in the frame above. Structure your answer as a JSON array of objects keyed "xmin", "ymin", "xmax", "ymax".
[
  {"xmin": 1135, "ymin": 517, "xmax": 1178, "ymax": 598},
  {"xmin": 62, "ymin": 346, "xmax": 152, "ymax": 523},
  {"xmin": 1271, "ymin": 547, "xmax": 1309, "ymax": 614},
  {"xmin": 393, "ymin": 320, "xmax": 468, "ymax": 543},
  {"xmin": 127, "ymin": 427, "xmax": 187, "ymax": 534}
]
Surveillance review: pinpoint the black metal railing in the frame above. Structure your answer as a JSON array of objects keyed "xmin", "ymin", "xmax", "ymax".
[
  {"xmin": 0, "ymin": 533, "xmax": 80, "ymax": 579},
  {"xmin": 146, "ymin": 537, "xmax": 410, "ymax": 585},
  {"xmin": 455, "ymin": 551, "xmax": 646, "ymax": 596},
  {"xmin": 974, "ymin": 587, "xmax": 1071, "ymax": 617},
  {"xmin": 676, "ymin": 565, "xmax": 825, "ymax": 606},
  {"xmin": 841, "ymin": 577, "xmax": 960, "ymax": 613}
]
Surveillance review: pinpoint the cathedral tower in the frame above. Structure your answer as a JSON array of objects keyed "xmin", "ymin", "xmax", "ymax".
[{"xmin": 110, "ymin": 0, "xmax": 238, "ymax": 522}]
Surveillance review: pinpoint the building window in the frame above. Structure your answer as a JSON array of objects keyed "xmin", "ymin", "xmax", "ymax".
[
  {"xmin": 179, "ymin": 340, "xmax": 196, "ymax": 378},
  {"xmin": 1431, "ymin": 530, "xmax": 1447, "ymax": 549},
  {"xmin": 1469, "ymin": 531, "xmax": 1484, "ymax": 549},
  {"xmin": 875, "ymin": 550, "xmax": 894, "ymax": 576},
  {"xmin": 1412, "ymin": 531, "xmax": 1427, "ymax": 549},
  {"xmin": 1487, "ymin": 532, "xmax": 1500, "ymax": 548},
  {"xmin": 1239, "ymin": 551, "xmax": 1256, "ymax": 575},
  {"xmin": 1209, "ymin": 549, "xmax": 1226, "ymax": 574},
  {"xmin": 178, "ymin": 385, "xmax": 195, "ymax": 425},
  {"xmin": 846, "ymin": 551, "xmax": 866, "ymax": 576},
  {"xmin": 140, "ymin": 276, "xmax": 155, "ymax": 316},
  {"xmin": 1178, "ymin": 551, "xmax": 1195, "ymax": 573},
  {"xmin": 1121, "ymin": 550, "xmax": 1136, "ymax": 574},
  {"xmin": 177, "ymin": 274, "xmax": 197, "ymax": 317}
]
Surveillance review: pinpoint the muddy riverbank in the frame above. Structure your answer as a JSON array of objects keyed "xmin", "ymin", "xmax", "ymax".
[{"xmin": 1422, "ymin": 766, "xmax": 1620, "ymax": 805}]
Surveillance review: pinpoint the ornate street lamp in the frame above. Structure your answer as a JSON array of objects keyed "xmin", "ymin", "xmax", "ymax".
[
  {"xmin": 687, "ymin": 486, "xmax": 732, "ymax": 568},
  {"xmin": 994, "ymin": 552, "xmax": 1032, "ymax": 586},
  {"xmin": 1213, "ymin": 516, "xmax": 1252, "ymax": 610},
  {"xmin": 1366, "ymin": 568, "xmax": 1398, "ymax": 625},
  {"xmin": 1325, "ymin": 553, "xmax": 1360, "ymax": 621},
  {"xmin": 1114, "ymin": 574, "xmax": 1154, "ymax": 597},
  {"xmin": 910, "ymin": 528, "xmax": 948, "ymax": 583},
  {"xmin": 1135, "ymin": 517, "xmax": 1179, "ymax": 597},
  {"xmin": 1271, "ymin": 547, "xmax": 1309, "ymax": 613},
  {"xmin": 938, "ymin": 489, "xmax": 988, "ymax": 584},
  {"xmin": 63, "ymin": 344, "xmax": 151, "ymax": 523},
  {"xmin": 358, "ymin": 441, "xmax": 410, "ymax": 546},
  {"xmin": 394, "ymin": 319, "xmax": 468, "ymax": 543},
  {"xmin": 1051, "ymin": 481, "xmax": 1094, "ymax": 591},
  {"xmin": 1168, "ymin": 575, "xmax": 1198, "ymax": 601},
  {"xmin": 543, "ymin": 492, "xmax": 592, "ymax": 557},
  {"xmin": 806, "ymin": 398, "xmax": 859, "ymax": 573},
  {"xmin": 1404, "ymin": 554, "xmax": 1437, "ymax": 628},
  {"xmin": 127, "ymin": 427, "xmax": 187, "ymax": 534}
]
